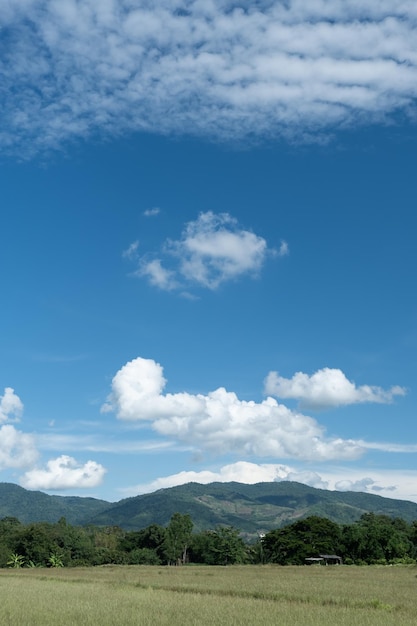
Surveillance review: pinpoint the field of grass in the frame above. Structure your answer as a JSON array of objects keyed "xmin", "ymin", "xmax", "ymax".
[{"xmin": 1, "ymin": 564, "xmax": 416, "ymax": 625}]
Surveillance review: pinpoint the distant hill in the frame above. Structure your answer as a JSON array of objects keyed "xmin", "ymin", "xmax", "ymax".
[
  {"xmin": 88, "ymin": 481, "xmax": 417, "ymax": 537},
  {"xmin": 0, "ymin": 483, "xmax": 109, "ymax": 525},
  {"xmin": 2, "ymin": 481, "xmax": 417, "ymax": 539}
]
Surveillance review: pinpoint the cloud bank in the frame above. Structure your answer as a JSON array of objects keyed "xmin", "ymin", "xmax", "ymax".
[
  {"xmin": 102, "ymin": 356, "xmax": 363, "ymax": 461},
  {"xmin": 2, "ymin": 1, "xmax": 417, "ymax": 155},
  {"xmin": 121, "ymin": 461, "xmax": 329, "ymax": 495},
  {"xmin": 133, "ymin": 212, "xmax": 272, "ymax": 291},
  {"xmin": 264, "ymin": 367, "xmax": 406, "ymax": 409},
  {"xmin": 120, "ymin": 460, "xmax": 416, "ymax": 502}
]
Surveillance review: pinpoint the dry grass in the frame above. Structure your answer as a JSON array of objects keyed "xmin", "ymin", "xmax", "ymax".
[{"xmin": 0, "ymin": 564, "xmax": 416, "ymax": 625}]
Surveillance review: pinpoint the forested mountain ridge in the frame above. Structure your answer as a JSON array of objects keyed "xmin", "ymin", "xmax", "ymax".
[
  {"xmin": 0, "ymin": 483, "xmax": 109, "ymax": 525},
  {"xmin": 2, "ymin": 481, "xmax": 417, "ymax": 536},
  {"xmin": 88, "ymin": 481, "xmax": 417, "ymax": 535}
]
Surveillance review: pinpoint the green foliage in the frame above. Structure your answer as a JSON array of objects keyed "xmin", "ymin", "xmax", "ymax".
[
  {"xmin": 164, "ymin": 513, "xmax": 193, "ymax": 564},
  {"xmin": 48, "ymin": 553, "xmax": 64, "ymax": 568},
  {"xmin": 191, "ymin": 526, "xmax": 247, "ymax": 565},
  {"xmin": 7, "ymin": 552, "xmax": 25, "ymax": 568},
  {"xmin": 263, "ymin": 516, "xmax": 342, "ymax": 565},
  {"xmin": 341, "ymin": 513, "xmax": 414, "ymax": 564},
  {"xmin": 1, "ymin": 505, "xmax": 417, "ymax": 568},
  {"xmin": 127, "ymin": 548, "xmax": 161, "ymax": 565}
]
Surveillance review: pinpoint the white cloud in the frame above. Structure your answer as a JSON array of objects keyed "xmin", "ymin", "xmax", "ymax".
[
  {"xmin": 37, "ymin": 431, "xmax": 177, "ymax": 454},
  {"xmin": 0, "ymin": 424, "xmax": 39, "ymax": 469},
  {"xmin": 122, "ymin": 240, "xmax": 139, "ymax": 261},
  {"xmin": 102, "ymin": 356, "xmax": 363, "ymax": 462},
  {"xmin": 2, "ymin": 1, "xmax": 417, "ymax": 156},
  {"xmin": 278, "ymin": 241, "xmax": 289, "ymax": 257},
  {"xmin": 143, "ymin": 207, "xmax": 160, "ymax": 217},
  {"xmin": 121, "ymin": 461, "xmax": 329, "ymax": 496},
  {"xmin": 0, "ymin": 387, "xmax": 24, "ymax": 423},
  {"xmin": 135, "ymin": 212, "xmax": 272, "ymax": 291},
  {"xmin": 357, "ymin": 440, "xmax": 417, "ymax": 453},
  {"xmin": 320, "ymin": 466, "xmax": 417, "ymax": 502},
  {"xmin": 137, "ymin": 259, "xmax": 179, "ymax": 291},
  {"xmin": 264, "ymin": 367, "xmax": 406, "ymax": 409},
  {"xmin": 334, "ymin": 477, "xmax": 376, "ymax": 492},
  {"xmin": 20, "ymin": 454, "xmax": 107, "ymax": 490}
]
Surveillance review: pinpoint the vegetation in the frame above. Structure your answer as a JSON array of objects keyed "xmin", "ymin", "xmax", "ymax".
[
  {"xmin": 3, "ymin": 481, "xmax": 417, "ymax": 537},
  {"xmin": 1, "ymin": 512, "xmax": 417, "ymax": 568},
  {"xmin": 1, "ymin": 564, "xmax": 417, "ymax": 625}
]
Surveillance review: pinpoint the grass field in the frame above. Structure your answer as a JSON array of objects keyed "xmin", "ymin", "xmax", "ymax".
[{"xmin": 1, "ymin": 564, "xmax": 416, "ymax": 625}]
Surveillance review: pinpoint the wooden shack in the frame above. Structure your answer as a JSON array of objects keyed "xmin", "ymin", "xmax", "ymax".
[{"xmin": 305, "ymin": 554, "xmax": 342, "ymax": 565}]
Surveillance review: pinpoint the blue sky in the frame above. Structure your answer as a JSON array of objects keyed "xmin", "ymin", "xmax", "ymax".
[{"xmin": 1, "ymin": 1, "xmax": 417, "ymax": 504}]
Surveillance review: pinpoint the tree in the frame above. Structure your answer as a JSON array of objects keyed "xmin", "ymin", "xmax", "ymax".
[
  {"xmin": 210, "ymin": 526, "xmax": 247, "ymax": 565},
  {"xmin": 342, "ymin": 513, "xmax": 414, "ymax": 564},
  {"xmin": 190, "ymin": 527, "xmax": 247, "ymax": 565},
  {"xmin": 164, "ymin": 513, "xmax": 193, "ymax": 565},
  {"xmin": 263, "ymin": 516, "xmax": 342, "ymax": 565}
]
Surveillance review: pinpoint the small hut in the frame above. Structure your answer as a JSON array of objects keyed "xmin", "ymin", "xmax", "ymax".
[{"xmin": 305, "ymin": 554, "xmax": 342, "ymax": 565}]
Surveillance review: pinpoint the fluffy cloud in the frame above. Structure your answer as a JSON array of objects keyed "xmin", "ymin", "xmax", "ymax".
[
  {"xmin": 0, "ymin": 385, "xmax": 106, "ymax": 490},
  {"xmin": 0, "ymin": 424, "xmax": 39, "ymax": 469},
  {"xmin": 2, "ymin": 1, "xmax": 417, "ymax": 155},
  {"xmin": 20, "ymin": 455, "xmax": 107, "ymax": 490},
  {"xmin": 0, "ymin": 387, "xmax": 24, "ymax": 423},
  {"xmin": 102, "ymin": 356, "xmax": 363, "ymax": 462},
  {"xmin": 0, "ymin": 389, "xmax": 38, "ymax": 469},
  {"xmin": 135, "ymin": 212, "xmax": 271, "ymax": 291},
  {"xmin": 264, "ymin": 367, "xmax": 406, "ymax": 409}
]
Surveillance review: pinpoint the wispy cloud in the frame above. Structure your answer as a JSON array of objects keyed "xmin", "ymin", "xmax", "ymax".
[
  {"xmin": 122, "ymin": 240, "xmax": 140, "ymax": 261},
  {"xmin": 37, "ymin": 432, "xmax": 177, "ymax": 454},
  {"xmin": 2, "ymin": 1, "xmax": 417, "ymax": 156},
  {"xmin": 143, "ymin": 207, "xmax": 160, "ymax": 217},
  {"xmin": 278, "ymin": 241, "xmax": 289, "ymax": 257},
  {"xmin": 264, "ymin": 367, "xmax": 406, "ymax": 409},
  {"xmin": 134, "ymin": 212, "xmax": 274, "ymax": 291}
]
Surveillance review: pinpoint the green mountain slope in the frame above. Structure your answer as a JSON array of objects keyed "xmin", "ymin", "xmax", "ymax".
[
  {"xmin": 2, "ymin": 481, "xmax": 417, "ymax": 538},
  {"xmin": 0, "ymin": 482, "xmax": 109, "ymax": 525},
  {"xmin": 89, "ymin": 481, "xmax": 417, "ymax": 537}
]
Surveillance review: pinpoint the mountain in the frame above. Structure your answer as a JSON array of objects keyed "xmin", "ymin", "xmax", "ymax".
[
  {"xmin": 0, "ymin": 483, "xmax": 109, "ymax": 525},
  {"xmin": 88, "ymin": 481, "xmax": 417, "ymax": 537},
  {"xmin": 2, "ymin": 481, "xmax": 417, "ymax": 538}
]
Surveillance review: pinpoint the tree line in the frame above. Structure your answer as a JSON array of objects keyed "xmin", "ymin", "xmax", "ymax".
[{"xmin": 1, "ymin": 512, "xmax": 417, "ymax": 567}]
